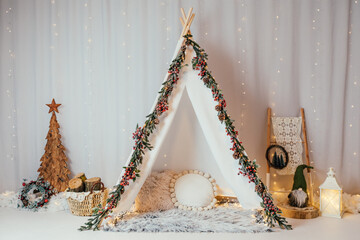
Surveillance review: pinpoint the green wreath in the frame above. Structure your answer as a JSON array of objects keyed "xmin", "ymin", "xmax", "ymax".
[{"xmin": 18, "ymin": 178, "xmax": 55, "ymax": 210}]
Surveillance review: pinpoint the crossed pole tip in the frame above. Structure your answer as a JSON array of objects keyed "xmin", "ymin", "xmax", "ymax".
[{"xmin": 179, "ymin": 8, "xmax": 194, "ymax": 37}]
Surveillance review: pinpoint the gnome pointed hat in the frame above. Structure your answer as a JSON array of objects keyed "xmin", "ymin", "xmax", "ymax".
[{"xmin": 291, "ymin": 164, "xmax": 313, "ymax": 192}]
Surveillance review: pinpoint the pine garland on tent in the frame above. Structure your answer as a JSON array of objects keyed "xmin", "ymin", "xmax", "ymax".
[{"xmin": 79, "ymin": 35, "xmax": 291, "ymax": 231}]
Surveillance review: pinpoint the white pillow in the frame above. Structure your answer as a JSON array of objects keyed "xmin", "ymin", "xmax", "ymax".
[{"xmin": 170, "ymin": 170, "xmax": 217, "ymax": 211}]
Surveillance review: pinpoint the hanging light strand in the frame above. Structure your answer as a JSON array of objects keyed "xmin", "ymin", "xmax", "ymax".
[{"xmin": 5, "ymin": 2, "xmax": 17, "ymax": 162}]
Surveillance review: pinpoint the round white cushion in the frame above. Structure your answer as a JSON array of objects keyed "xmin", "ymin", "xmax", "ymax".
[{"xmin": 170, "ymin": 171, "xmax": 217, "ymax": 211}]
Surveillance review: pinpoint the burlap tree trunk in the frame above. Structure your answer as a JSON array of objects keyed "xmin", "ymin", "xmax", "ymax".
[{"xmin": 37, "ymin": 99, "xmax": 70, "ymax": 192}]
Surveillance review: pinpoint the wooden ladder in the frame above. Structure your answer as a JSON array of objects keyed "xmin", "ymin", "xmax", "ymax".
[{"xmin": 266, "ymin": 108, "xmax": 314, "ymax": 205}]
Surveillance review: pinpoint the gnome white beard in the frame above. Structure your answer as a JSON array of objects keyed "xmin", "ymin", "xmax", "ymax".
[{"xmin": 288, "ymin": 188, "xmax": 308, "ymax": 208}]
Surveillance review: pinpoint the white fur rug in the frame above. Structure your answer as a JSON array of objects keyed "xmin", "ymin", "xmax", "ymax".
[{"xmin": 103, "ymin": 204, "xmax": 271, "ymax": 233}]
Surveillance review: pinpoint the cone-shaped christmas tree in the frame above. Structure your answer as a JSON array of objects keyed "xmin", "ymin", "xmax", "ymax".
[{"xmin": 37, "ymin": 99, "xmax": 70, "ymax": 192}]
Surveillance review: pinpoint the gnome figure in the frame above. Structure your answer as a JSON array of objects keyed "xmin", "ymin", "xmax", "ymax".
[{"xmin": 288, "ymin": 164, "xmax": 313, "ymax": 208}]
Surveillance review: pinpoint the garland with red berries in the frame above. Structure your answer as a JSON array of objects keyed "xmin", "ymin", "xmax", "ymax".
[
  {"xmin": 79, "ymin": 35, "xmax": 292, "ymax": 231},
  {"xmin": 18, "ymin": 178, "xmax": 55, "ymax": 210}
]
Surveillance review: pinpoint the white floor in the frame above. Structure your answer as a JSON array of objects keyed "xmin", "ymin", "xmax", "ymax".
[{"xmin": 0, "ymin": 207, "xmax": 358, "ymax": 240}]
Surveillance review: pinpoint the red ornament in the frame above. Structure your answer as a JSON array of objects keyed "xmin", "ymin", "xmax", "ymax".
[
  {"xmin": 22, "ymin": 183, "xmax": 26, "ymax": 186},
  {"xmin": 44, "ymin": 199, "xmax": 48, "ymax": 203}
]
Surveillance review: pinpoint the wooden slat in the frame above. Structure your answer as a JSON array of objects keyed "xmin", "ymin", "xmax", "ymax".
[
  {"xmin": 301, "ymin": 108, "xmax": 311, "ymax": 169},
  {"xmin": 301, "ymin": 108, "xmax": 314, "ymax": 205},
  {"xmin": 266, "ymin": 108, "xmax": 272, "ymax": 173}
]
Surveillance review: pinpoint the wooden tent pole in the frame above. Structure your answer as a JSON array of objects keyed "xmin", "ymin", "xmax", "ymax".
[
  {"xmin": 186, "ymin": 8, "xmax": 193, "ymax": 23},
  {"xmin": 179, "ymin": 17, "xmax": 185, "ymax": 26},
  {"xmin": 301, "ymin": 108, "xmax": 314, "ymax": 205},
  {"xmin": 188, "ymin": 14, "xmax": 195, "ymax": 29},
  {"xmin": 266, "ymin": 108, "xmax": 272, "ymax": 188},
  {"xmin": 180, "ymin": 8, "xmax": 193, "ymax": 37},
  {"xmin": 180, "ymin": 8, "xmax": 187, "ymax": 22},
  {"xmin": 179, "ymin": 14, "xmax": 193, "ymax": 35}
]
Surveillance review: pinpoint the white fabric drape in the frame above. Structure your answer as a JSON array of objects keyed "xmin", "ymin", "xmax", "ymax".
[{"xmin": 0, "ymin": 0, "xmax": 359, "ymax": 194}]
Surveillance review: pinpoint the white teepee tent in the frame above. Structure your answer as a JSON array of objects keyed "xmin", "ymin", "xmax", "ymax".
[
  {"xmin": 80, "ymin": 8, "xmax": 291, "ymax": 231},
  {"xmin": 113, "ymin": 9, "xmax": 261, "ymax": 212}
]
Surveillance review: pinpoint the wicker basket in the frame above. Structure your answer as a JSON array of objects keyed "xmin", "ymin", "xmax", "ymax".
[{"xmin": 66, "ymin": 182, "xmax": 108, "ymax": 216}]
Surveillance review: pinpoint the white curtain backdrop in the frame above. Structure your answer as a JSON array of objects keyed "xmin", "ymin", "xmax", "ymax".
[{"xmin": 0, "ymin": 0, "xmax": 359, "ymax": 194}]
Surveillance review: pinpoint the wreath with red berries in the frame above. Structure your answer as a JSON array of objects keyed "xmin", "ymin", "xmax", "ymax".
[{"xmin": 18, "ymin": 178, "xmax": 55, "ymax": 210}]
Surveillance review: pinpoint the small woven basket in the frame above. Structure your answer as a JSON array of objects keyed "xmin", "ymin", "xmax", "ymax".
[{"xmin": 66, "ymin": 182, "xmax": 108, "ymax": 216}]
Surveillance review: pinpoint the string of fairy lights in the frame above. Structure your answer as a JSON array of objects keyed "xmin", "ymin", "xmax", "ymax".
[
  {"xmin": 238, "ymin": 0, "xmax": 247, "ymax": 130},
  {"xmin": 84, "ymin": 1, "xmax": 94, "ymax": 167},
  {"xmin": 4, "ymin": 2, "xmax": 17, "ymax": 162},
  {"xmin": 309, "ymin": 2, "xmax": 323, "ymax": 167},
  {"xmin": 270, "ymin": 6, "xmax": 280, "ymax": 114},
  {"xmin": 349, "ymin": 0, "xmax": 358, "ymax": 159},
  {"xmin": 270, "ymin": 6, "xmax": 280, "ymax": 188},
  {"xmin": 306, "ymin": 1, "xmax": 322, "ymax": 194}
]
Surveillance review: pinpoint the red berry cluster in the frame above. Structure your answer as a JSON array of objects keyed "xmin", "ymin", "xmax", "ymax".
[
  {"xmin": 193, "ymin": 56, "xmax": 206, "ymax": 70},
  {"xmin": 119, "ymin": 162, "xmax": 136, "ymax": 187},
  {"xmin": 169, "ymin": 69, "xmax": 180, "ymax": 84},
  {"xmin": 228, "ymin": 136, "xmax": 240, "ymax": 151},
  {"xmin": 218, "ymin": 99, "xmax": 226, "ymax": 108},
  {"xmin": 226, "ymin": 129, "xmax": 239, "ymax": 138},
  {"xmin": 105, "ymin": 196, "xmax": 118, "ymax": 211},
  {"xmin": 263, "ymin": 195, "xmax": 280, "ymax": 216},
  {"xmin": 212, "ymin": 90, "xmax": 223, "ymax": 102},
  {"xmin": 238, "ymin": 164, "xmax": 257, "ymax": 183},
  {"xmin": 156, "ymin": 100, "xmax": 169, "ymax": 114},
  {"xmin": 132, "ymin": 127, "xmax": 144, "ymax": 150}
]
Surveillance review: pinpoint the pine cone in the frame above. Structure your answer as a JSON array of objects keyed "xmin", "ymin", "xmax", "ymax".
[
  {"xmin": 154, "ymin": 118, "xmax": 159, "ymax": 125},
  {"xmin": 233, "ymin": 151, "xmax": 241, "ymax": 159},
  {"xmin": 218, "ymin": 113, "xmax": 226, "ymax": 121},
  {"xmin": 120, "ymin": 187, "xmax": 125, "ymax": 194},
  {"xmin": 255, "ymin": 184, "xmax": 265, "ymax": 194},
  {"xmin": 181, "ymin": 45, "xmax": 186, "ymax": 51},
  {"xmin": 215, "ymin": 105, "xmax": 222, "ymax": 111},
  {"xmin": 203, "ymin": 77, "xmax": 210, "ymax": 84}
]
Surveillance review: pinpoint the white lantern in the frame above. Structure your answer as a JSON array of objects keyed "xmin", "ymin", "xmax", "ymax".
[{"xmin": 319, "ymin": 168, "xmax": 343, "ymax": 218}]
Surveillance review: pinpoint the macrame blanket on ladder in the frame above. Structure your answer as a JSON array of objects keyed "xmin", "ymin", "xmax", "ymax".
[{"xmin": 272, "ymin": 117, "xmax": 303, "ymax": 175}]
